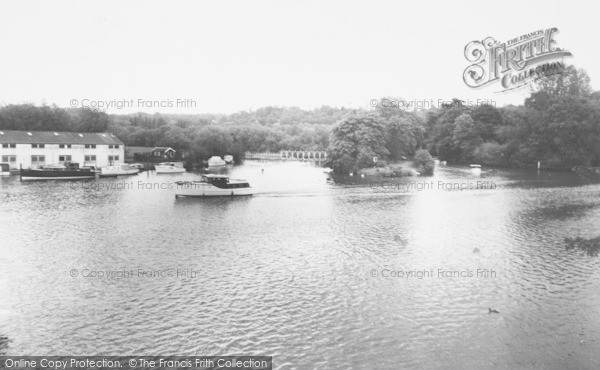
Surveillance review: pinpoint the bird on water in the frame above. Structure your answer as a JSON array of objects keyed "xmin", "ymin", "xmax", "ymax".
[{"xmin": 489, "ymin": 308, "xmax": 500, "ymax": 314}]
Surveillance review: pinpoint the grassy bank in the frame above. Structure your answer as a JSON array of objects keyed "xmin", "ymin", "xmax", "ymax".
[{"xmin": 357, "ymin": 161, "xmax": 420, "ymax": 177}]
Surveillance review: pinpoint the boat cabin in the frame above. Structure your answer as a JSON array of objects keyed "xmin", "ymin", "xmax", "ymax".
[
  {"xmin": 39, "ymin": 162, "xmax": 88, "ymax": 171},
  {"xmin": 201, "ymin": 174, "xmax": 250, "ymax": 189}
]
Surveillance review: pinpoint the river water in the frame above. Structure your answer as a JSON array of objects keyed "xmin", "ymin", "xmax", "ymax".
[{"xmin": 0, "ymin": 162, "xmax": 599, "ymax": 368}]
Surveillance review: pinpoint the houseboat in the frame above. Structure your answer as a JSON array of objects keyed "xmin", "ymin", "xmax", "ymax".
[
  {"xmin": 100, "ymin": 164, "xmax": 140, "ymax": 177},
  {"xmin": 208, "ymin": 156, "xmax": 226, "ymax": 167},
  {"xmin": 20, "ymin": 162, "xmax": 95, "ymax": 181},
  {"xmin": 175, "ymin": 174, "xmax": 254, "ymax": 197},
  {"xmin": 155, "ymin": 162, "xmax": 186, "ymax": 173}
]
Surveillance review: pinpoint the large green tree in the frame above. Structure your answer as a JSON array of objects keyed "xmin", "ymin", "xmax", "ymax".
[{"xmin": 327, "ymin": 113, "xmax": 389, "ymax": 173}]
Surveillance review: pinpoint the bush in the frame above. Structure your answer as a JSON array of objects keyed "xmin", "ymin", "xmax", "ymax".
[
  {"xmin": 413, "ymin": 149, "xmax": 435, "ymax": 175},
  {"xmin": 384, "ymin": 167, "xmax": 414, "ymax": 177}
]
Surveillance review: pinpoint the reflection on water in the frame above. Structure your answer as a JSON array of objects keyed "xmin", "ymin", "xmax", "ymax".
[{"xmin": 0, "ymin": 162, "xmax": 599, "ymax": 368}]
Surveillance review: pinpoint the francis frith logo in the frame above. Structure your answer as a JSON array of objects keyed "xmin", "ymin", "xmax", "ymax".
[{"xmin": 463, "ymin": 27, "xmax": 572, "ymax": 91}]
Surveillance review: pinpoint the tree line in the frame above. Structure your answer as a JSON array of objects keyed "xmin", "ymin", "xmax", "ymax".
[
  {"xmin": 426, "ymin": 66, "xmax": 600, "ymax": 169},
  {"xmin": 327, "ymin": 65, "xmax": 600, "ymax": 173},
  {"xmin": 1, "ymin": 65, "xmax": 598, "ymax": 171},
  {"xmin": 0, "ymin": 105, "xmax": 343, "ymax": 162}
]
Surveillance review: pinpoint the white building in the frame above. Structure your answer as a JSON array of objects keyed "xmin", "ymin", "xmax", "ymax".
[{"xmin": 0, "ymin": 130, "xmax": 125, "ymax": 169}]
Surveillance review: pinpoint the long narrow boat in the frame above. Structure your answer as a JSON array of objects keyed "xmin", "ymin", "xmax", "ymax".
[
  {"xmin": 20, "ymin": 162, "xmax": 95, "ymax": 181},
  {"xmin": 175, "ymin": 174, "xmax": 253, "ymax": 197}
]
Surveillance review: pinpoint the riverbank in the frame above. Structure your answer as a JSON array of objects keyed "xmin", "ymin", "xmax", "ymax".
[
  {"xmin": 573, "ymin": 166, "xmax": 600, "ymax": 180},
  {"xmin": 358, "ymin": 161, "xmax": 419, "ymax": 177}
]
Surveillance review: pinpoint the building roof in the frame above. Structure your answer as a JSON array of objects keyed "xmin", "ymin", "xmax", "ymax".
[
  {"xmin": 125, "ymin": 146, "xmax": 154, "ymax": 154},
  {"xmin": 0, "ymin": 130, "xmax": 124, "ymax": 145},
  {"xmin": 153, "ymin": 147, "xmax": 175, "ymax": 152}
]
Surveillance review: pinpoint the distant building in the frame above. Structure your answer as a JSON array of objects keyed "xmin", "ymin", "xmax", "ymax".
[
  {"xmin": 126, "ymin": 146, "xmax": 181, "ymax": 163},
  {"xmin": 0, "ymin": 130, "xmax": 125, "ymax": 169},
  {"xmin": 151, "ymin": 147, "xmax": 177, "ymax": 160}
]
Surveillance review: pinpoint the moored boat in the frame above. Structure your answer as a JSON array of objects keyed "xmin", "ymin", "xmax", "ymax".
[
  {"xmin": 100, "ymin": 164, "xmax": 140, "ymax": 177},
  {"xmin": 81, "ymin": 165, "xmax": 101, "ymax": 173},
  {"xmin": 20, "ymin": 162, "xmax": 95, "ymax": 181},
  {"xmin": 128, "ymin": 163, "xmax": 145, "ymax": 170},
  {"xmin": 0, "ymin": 163, "xmax": 10, "ymax": 176},
  {"xmin": 155, "ymin": 162, "xmax": 186, "ymax": 173},
  {"xmin": 175, "ymin": 174, "xmax": 253, "ymax": 197},
  {"xmin": 208, "ymin": 156, "xmax": 226, "ymax": 167}
]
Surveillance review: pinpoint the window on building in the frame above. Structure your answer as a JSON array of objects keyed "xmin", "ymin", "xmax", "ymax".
[
  {"xmin": 59, "ymin": 144, "xmax": 72, "ymax": 149},
  {"xmin": 2, "ymin": 143, "xmax": 16, "ymax": 148},
  {"xmin": 2, "ymin": 155, "xmax": 16, "ymax": 163},
  {"xmin": 84, "ymin": 155, "xmax": 96, "ymax": 162},
  {"xmin": 31, "ymin": 155, "xmax": 45, "ymax": 165},
  {"xmin": 108, "ymin": 144, "xmax": 120, "ymax": 149},
  {"xmin": 59, "ymin": 155, "xmax": 72, "ymax": 163},
  {"xmin": 32, "ymin": 144, "xmax": 45, "ymax": 148},
  {"xmin": 108, "ymin": 155, "xmax": 119, "ymax": 164},
  {"xmin": 84, "ymin": 144, "xmax": 96, "ymax": 149}
]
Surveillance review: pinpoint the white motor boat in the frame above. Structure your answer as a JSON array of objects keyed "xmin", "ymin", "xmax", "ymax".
[
  {"xmin": 100, "ymin": 164, "xmax": 140, "ymax": 177},
  {"xmin": 175, "ymin": 174, "xmax": 254, "ymax": 197},
  {"xmin": 208, "ymin": 156, "xmax": 226, "ymax": 167},
  {"xmin": 470, "ymin": 164, "xmax": 482, "ymax": 176},
  {"xmin": 155, "ymin": 162, "xmax": 186, "ymax": 173},
  {"xmin": 223, "ymin": 155, "xmax": 234, "ymax": 164}
]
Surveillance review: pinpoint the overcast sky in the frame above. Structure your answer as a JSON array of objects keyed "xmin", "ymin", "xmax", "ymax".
[{"xmin": 0, "ymin": 0, "xmax": 597, "ymax": 114}]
